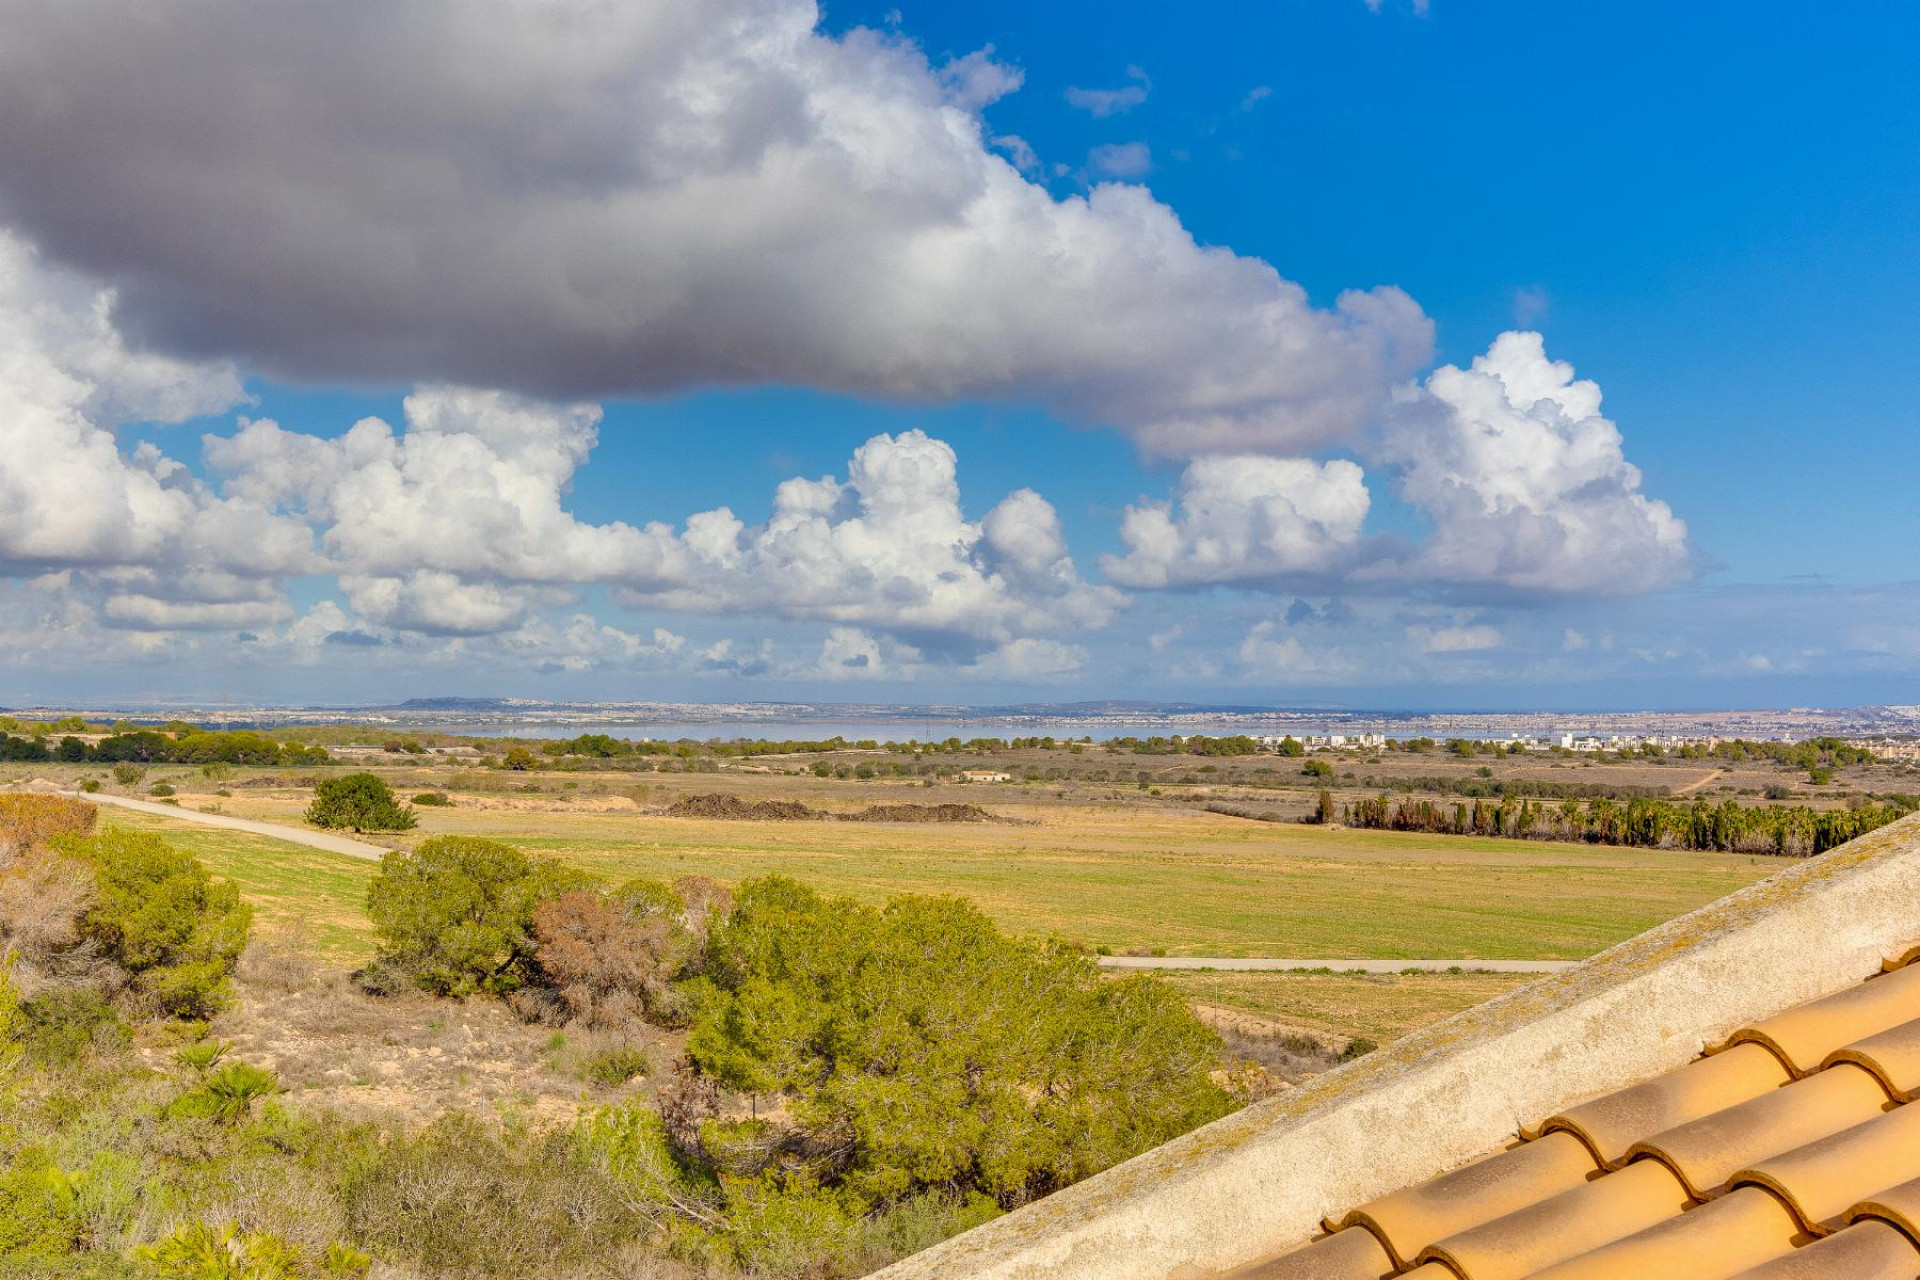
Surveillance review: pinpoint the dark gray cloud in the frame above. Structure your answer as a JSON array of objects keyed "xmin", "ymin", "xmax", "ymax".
[{"xmin": 0, "ymin": 0, "xmax": 1428, "ymax": 457}]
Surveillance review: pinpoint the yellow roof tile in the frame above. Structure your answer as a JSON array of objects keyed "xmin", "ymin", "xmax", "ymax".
[
  {"xmin": 1731, "ymin": 1101, "xmax": 1920, "ymax": 1233},
  {"xmin": 1538, "ymin": 1042, "xmax": 1789, "ymax": 1168},
  {"xmin": 1823, "ymin": 1016, "xmax": 1920, "ymax": 1101},
  {"xmin": 1332, "ymin": 1132, "xmax": 1598, "ymax": 1266},
  {"xmin": 1522, "ymin": 1186, "xmax": 1804, "ymax": 1280},
  {"xmin": 1220, "ymin": 1224, "xmax": 1393, "ymax": 1280},
  {"xmin": 1726, "ymin": 1219, "xmax": 1920, "ymax": 1278},
  {"xmin": 1721, "ymin": 961, "xmax": 1920, "ymax": 1075},
  {"xmin": 1624, "ymin": 1062, "xmax": 1893, "ymax": 1198},
  {"xmin": 1846, "ymin": 1174, "xmax": 1920, "ymax": 1245},
  {"xmin": 1414, "ymin": 1159, "xmax": 1691, "ymax": 1280}
]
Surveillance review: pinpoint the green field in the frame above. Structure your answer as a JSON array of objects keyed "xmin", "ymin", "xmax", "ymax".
[
  {"xmin": 107, "ymin": 791, "xmax": 1782, "ymax": 965},
  {"xmin": 1160, "ymin": 969, "xmax": 1542, "ymax": 1044}
]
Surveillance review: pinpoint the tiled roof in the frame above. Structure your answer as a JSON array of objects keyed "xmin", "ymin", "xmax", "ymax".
[{"xmin": 1232, "ymin": 948, "xmax": 1920, "ymax": 1280}]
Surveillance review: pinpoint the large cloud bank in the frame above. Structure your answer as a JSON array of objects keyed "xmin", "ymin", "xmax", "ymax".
[{"xmin": 0, "ymin": 0, "xmax": 1429, "ymax": 458}]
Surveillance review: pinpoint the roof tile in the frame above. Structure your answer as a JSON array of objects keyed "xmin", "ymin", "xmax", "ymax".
[
  {"xmin": 1207, "ymin": 940, "xmax": 1920, "ymax": 1280},
  {"xmin": 1520, "ymin": 1186, "xmax": 1803, "ymax": 1280},
  {"xmin": 1847, "ymin": 1174, "xmax": 1920, "ymax": 1244},
  {"xmin": 1731, "ymin": 1101, "xmax": 1920, "ymax": 1233},
  {"xmin": 1720, "ymin": 961, "xmax": 1920, "ymax": 1075},
  {"xmin": 1538, "ymin": 1042, "xmax": 1789, "ymax": 1167},
  {"xmin": 1221, "ymin": 1224, "xmax": 1392, "ymax": 1280},
  {"xmin": 1332, "ymin": 1132, "xmax": 1598, "ymax": 1266},
  {"xmin": 1822, "ymin": 1016, "xmax": 1920, "ymax": 1100},
  {"xmin": 1726, "ymin": 1219, "xmax": 1920, "ymax": 1278},
  {"xmin": 1414, "ymin": 1159, "xmax": 1690, "ymax": 1280},
  {"xmin": 1623, "ymin": 1062, "xmax": 1893, "ymax": 1197}
]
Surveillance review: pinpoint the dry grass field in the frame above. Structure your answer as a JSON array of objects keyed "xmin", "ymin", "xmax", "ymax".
[
  {"xmin": 14, "ymin": 741, "xmax": 1881, "ymax": 1053},
  {"xmin": 86, "ymin": 763, "xmax": 1784, "ymax": 965}
]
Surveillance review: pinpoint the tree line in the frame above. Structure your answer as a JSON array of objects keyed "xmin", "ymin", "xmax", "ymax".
[
  {"xmin": 1332, "ymin": 791, "xmax": 1914, "ymax": 856},
  {"xmin": 0, "ymin": 728, "xmax": 331, "ymax": 766}
]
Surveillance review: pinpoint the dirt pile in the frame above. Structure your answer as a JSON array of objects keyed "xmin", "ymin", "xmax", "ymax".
[
  {"xmin": 843, "ymin": 802, "xmax": 995, "ymax": 823},
  {"xmin": 664, "ymin": 792, "xmax": 998, "ymax": 824},
  {"xmin": 665, "ymin": 793, "xmax": 820, "ymax": 820}
]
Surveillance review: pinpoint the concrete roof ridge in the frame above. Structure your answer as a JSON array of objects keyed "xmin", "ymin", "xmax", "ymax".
[{"xmin": 868, "ymin": 811, "xmax": 1920, "ymax": 1280}]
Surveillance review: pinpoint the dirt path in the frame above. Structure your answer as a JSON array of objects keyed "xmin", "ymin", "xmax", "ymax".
[
  {"xmin": 38, "ymin": 789, "xmax": 391, "ymax": 862},
  {"xmin": 1672, "ymin": 769, "xmax": 1725, "ymax": 796},
  {"xmin": 1097, "ymin": 956, "xmax": 1576, "ymax": 974}
]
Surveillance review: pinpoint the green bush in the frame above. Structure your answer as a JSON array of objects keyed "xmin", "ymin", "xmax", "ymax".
[
  {"xmin": 304, "ymin": 773, "xmax": 417, "ymax": 832},
  {"xmin": 19, "ymin": 987, "xmax": 128, "ymax": 1066},
  {"xmin": 70, "ymin": 828, "xmax": 251, "ymax": 1018},
  {"xmin": 688, "ymin": 877, "xmax": 1231, "ymax": 1208},
  {"xmin": 410, "ymin": 791, "xmax": 452, "ymax": 807},
  {"xmin": 364, "ymin": 837, "xmax": 590, "ymax": 996},
  {"xmin": 110, "ymin": 764, "xmax": 144, "ymax": 787},
  {"xmin": 148, "ymin": 782, "xmax": 176, "ymax": 798}
]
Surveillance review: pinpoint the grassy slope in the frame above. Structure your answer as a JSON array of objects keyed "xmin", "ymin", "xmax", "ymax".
[
  {"xmin": 107, "ymin": 792, "xmax": 1779, "ymax": 963},
  {"xmin": 1162, "ymin": 970, "xmax": 1541, "ymax": 1044}
]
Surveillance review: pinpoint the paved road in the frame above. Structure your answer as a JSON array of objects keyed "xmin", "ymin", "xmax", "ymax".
[
  {"xmin": 1096, "ymin": 956, "xmax": 1577, "ymax": 974},
  {"xmin": 32, "ymin": 789, "xmax": 391, "ymax": 862}
]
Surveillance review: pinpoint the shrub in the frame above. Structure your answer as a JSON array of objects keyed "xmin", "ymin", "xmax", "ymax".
[
  {"xmin": 337, "ymin": 1114, "xmax": 633, "ymax": 1274},
  {"xmin": 304, "ymin": 773, "xmax": 416, "ymax": 832},
  {"xmin": 78, "ymin": 779, "xmax": 102, "ymax": 794},
  {"xmin": 365, "ymin": 836, "xmax": 591, "ymax": 996},
  {"xmin": 410, "ymin": 791, "xmax": 452, "ymax": 807},
  {"xmin": 688, "ymin": 877, "xmax": 1231, "ymax": 1208},
  {"xmin": 172, "ymin": 1060, "xmax": 284, "ymax": 1124},
  {"xmin": 1340, "ymin": 1036, "xmax": 1379, "ymax": 1062},
  {"xmin": 149, "ymin": 782, "xmax": 176, "ymax": 798},
  {"xmin": 19, "ymin": 986, "xmax": 128, "ymax": 1066},
  {"xmin": 531, "ymin": 886, "xmax": 686, "ymax": 1027},
  {"xmin": 71, "ymin": 829, "xmax": 252, "ymax": 1018},
  {"xmin": 1301, "ymin": 759, "xmax": 1334, "ymax": 779},
  {"xmin": 110, "ymin": 764, "xmax": 145, "ymax": 787},
  {"xmin": 0, "ymin": 794, "xmax": 96, "ymax": 852}
]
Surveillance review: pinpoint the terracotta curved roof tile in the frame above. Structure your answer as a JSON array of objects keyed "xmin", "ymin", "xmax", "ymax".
[
  {"xmin": 1622, "ymin": 1062, "xmax": 1893, "ymax": 1198},
  {"xmin": 1221, "ymin": 1223, "xmax": 1393, "ymax": 1279},
  {"xmin": 1726, "ymin": 1218, "xmax": 1920, "ymax": 1279},
  {"xmin": 1719, "ymin": 960, "xmax": 1920, "ymax": 1075},
  {"xmin": 1332, "ymin": 1132, "xmax": 1599, "ymax": 1266},
  {"xmin": 1537, "ymin": 1042, "xmax": 1789, "ymax": 1168},
  {"xmin": 1730, "ymin": 1103, "xmax": 1920, "ymax": 1233},
  {"xmin": 1413, "ymin": 1159, "xmax": 1691, "ymax": 1280},
  {"xmin": 1821, "ymin": 1015, "xmax": 1920, "ymax": 1101},
  {"xmin": 1846, "ymin": 1174, "xmax": 1920, "ymax": 1245},
  {"xmin": 1209, "ymin": 939, "xmax": 1920, "ymax": 1280},
  {"xmin": 1520, "ymin": 1186, "xmax": 1804, "ymax": 1280}
]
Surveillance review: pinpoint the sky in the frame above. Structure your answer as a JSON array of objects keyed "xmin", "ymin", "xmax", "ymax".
[{"xmin": 0, "ymin": 0, "xmax": 1915, "ymax": 711}]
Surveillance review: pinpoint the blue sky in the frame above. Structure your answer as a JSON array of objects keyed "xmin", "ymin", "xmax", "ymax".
[{"xmin": 0, "ymin": 0, "xmax": 1914, "ymax": 709}]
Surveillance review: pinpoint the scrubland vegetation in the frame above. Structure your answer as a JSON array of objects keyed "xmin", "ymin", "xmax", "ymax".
[{"xmin": 1, "ymin": 795, "xmax": 1240, "ymax": 1279}]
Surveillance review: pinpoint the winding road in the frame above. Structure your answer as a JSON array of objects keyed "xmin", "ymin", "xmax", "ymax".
[{"xmin": 31, "ymin": 788, "xmax": 390, "ymax": 862}]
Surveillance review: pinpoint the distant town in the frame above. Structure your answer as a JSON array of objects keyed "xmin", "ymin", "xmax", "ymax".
[{"xmin": 3, "ymin": 696, "xmax": 1917, "ymax": 758}]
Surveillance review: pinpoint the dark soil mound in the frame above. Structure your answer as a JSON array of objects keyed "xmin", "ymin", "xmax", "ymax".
[
  {"xmin": 842, "ymin": 803, "xmax": 995, "ymax": 824},
  {"xmin": 663, "ymin": 793, "xmax": 1000, "ymax": 824},
  {"xmin": 665, "ymin": 793, "xmax": 821, "ymax": 820}
]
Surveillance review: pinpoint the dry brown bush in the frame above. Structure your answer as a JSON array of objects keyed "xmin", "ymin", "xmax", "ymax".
[
  {"xmin": 532, "ymin": 890, "xmax": 675, "ymax": 1028},
  {"xmin": 0, "ymin": 843, "xmax": 105, "ymax": 992},
  {"xmin": 0, "ymin": 793, "xmax": 97, "ymax": 852}
]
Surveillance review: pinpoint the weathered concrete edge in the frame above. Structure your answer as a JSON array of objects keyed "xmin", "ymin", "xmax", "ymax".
[{"xmin": 870, "ymin": 813, "xmax": 1920, "ymax": 1280}]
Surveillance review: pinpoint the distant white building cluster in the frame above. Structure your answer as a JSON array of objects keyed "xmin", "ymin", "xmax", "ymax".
[
  {"xmin": 1256, "ymin": 733, "xmax": 1387, "ymax": 752},
  {"xmin": 1850, "ymin": 738, "xmax": 1920, "ymax": 763}
]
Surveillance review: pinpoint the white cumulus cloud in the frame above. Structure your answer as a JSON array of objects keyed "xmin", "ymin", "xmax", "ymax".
[
  {"xmin": 1103, "ymin": 456, "xmax": 1371, "ymax": 588},
  {"xmin": 1375, "ymin": 331, "xmax": 1691, "ymax": 594}
]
